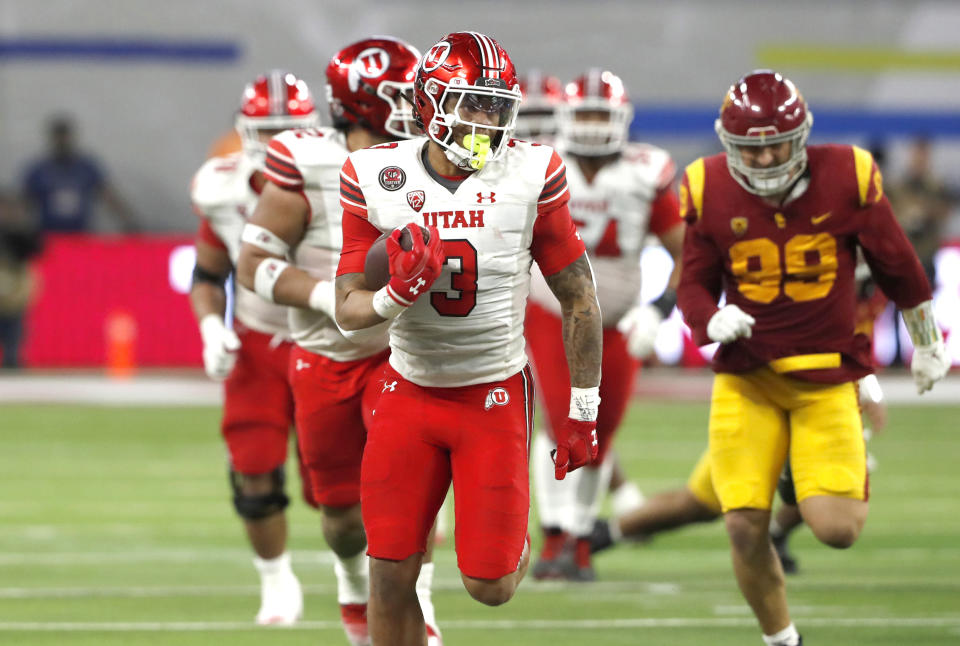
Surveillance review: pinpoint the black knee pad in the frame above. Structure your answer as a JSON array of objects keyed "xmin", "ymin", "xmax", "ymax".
[
  {"xmin": 229, "ymin": 466, "xmax": 290, "ymax": 520},
  {"xmin": 777, "ymin": 461, "xmax": 797, "ymax": 506}
]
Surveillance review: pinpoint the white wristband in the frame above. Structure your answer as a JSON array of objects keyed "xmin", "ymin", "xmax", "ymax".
[
  {"xmin": 569, "ymin": 386, "xmax": 600, "ymax": 422},
  {"xmin": 372, "ymin": 286, "xmax": 407, "ymax": 320},
  {"xmin": 308, "ymin": 280, "xmax": 336, "ymax": 318},
  {"xmin": 253, "ymin": 258, "xmax": 290, "ymax": 302},
  {"xmin": 241, "ymin": 223, "xmax": 290, "ymax": 257}
]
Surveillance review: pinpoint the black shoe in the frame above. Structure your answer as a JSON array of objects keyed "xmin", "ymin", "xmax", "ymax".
[
  {"xmin": 588, "ymin": 519, "xmax": 615, "ymax": 554},
  {"xmin": 772, "ymin": 533, "xmax": 799, "ymax": 575}
]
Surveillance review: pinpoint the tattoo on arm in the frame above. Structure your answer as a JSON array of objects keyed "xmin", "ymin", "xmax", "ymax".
[{"xmin": 544, "ymin": 254, "xmax": 603, "ymax": 387}]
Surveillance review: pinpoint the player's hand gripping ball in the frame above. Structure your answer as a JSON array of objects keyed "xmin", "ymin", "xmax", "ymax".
[
  {"xmin": 364, "ymin": 224, "xmax": 433, "ymax": 290},
  {"xmin": 365, "ymin": 223, "xmax": 443, "ymax": 309}
]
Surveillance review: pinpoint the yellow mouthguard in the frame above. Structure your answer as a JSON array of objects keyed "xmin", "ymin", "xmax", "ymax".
[{"xmin": 463, "ymin": 134, "xmax": 491, "ymax": 170}]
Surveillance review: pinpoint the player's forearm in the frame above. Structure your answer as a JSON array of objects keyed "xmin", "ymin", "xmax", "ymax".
[
  {"xmin": 561, "ymin": 299, "xmax": 602, "ymax": 387},
  {"xmin": 545, "ymin": 255, "xmax": 602, "ymax": 388},
  {"xmin": 237, "ymin": 243, "xmax": 331, "ymax": 312},
  {"xmin": 677, "ymin": 281, "xmax": 720, "ymax": 346},
  {"xmin": 859, "ymin": 198, "xmax": 933, "ymax": 309},
  {"xmin": 335, "ymin": 274, "xmax": 387, "ymax": 330},
  {"xmin": 189, "ymin": 283, "xmax": 227, "ymax": 321}
]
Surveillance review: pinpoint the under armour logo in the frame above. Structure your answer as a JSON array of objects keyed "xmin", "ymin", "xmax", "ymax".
[
  {"xmin": 382, "ymin": 380, "xmax": 397, "ymax": 393},
  {"xmin": 476, "ymin": 192, "xmax": 496, "ymax": 204},
  {"xmin": 410, "ymin": 277, "xmax": 427, "ymax": 296},
  {"xmin": 295, "ymin": 359, "xmax": 311, "ymax": 371}
]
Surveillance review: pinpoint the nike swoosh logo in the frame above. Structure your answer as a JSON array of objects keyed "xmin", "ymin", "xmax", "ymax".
[{"xmin": 811, "ymin": 212, "xmax": 832, "ymax": 225}]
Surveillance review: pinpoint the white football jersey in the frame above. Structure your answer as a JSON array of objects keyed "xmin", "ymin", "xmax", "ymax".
[
  {"xmin": 342, "ymin": 136, "xmax": 574, "ymax": 387},
  {"xmin": 529, "ymin": 142, "xmax": 676, "ymax": 323},
  {"xmin": 191, "ymin": 153, "xmax": 288, "ymax": 336},
  {"xmin": 265, "ymin": 127, "xmax": 388, "ymax": 361}
]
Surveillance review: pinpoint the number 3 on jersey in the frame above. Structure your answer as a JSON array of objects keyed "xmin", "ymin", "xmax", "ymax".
[
  {"xmin": 431, "ymin": 239, "xmax": 478, "ymax": 316},
  {"xmin": 729, "ymin": 233, "xmax": 837, "ymax": 303}
]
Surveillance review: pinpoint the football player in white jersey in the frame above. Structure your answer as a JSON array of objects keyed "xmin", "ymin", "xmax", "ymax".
[
  {"xmin": 526, "ymin": 69, "xmax": 684, "ymax": 581},
  {"xmin": 334, "ymin": 32, "xmax": 603, "ymax": 646},
  {"xmin": 236, "ymin": 38, "xmax": 443, "ymax": 646},
  {"xmin": 189, "ymin": 70, "xmax": 319, "ymax": 625}
]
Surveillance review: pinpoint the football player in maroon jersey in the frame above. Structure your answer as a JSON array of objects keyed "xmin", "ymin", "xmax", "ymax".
[
  {"xmin": 676, "ymin": 70, "xmax": 949, "ymax": 646},
  {"xmin": 189, "ymin": 70, "xmax": 318, "ymax": 626}
]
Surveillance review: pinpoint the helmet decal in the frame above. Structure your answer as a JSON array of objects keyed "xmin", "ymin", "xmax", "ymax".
[{"xmin": 326, "ymin": 36, "xmax": 422, "ymax": 139}]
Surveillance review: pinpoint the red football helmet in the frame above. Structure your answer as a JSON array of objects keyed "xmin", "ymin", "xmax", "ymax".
[
  {"xmin": 413, "ymin": 31, "xmax": 522, "ymax": 170},
  {"xmin": 235, "ymin": 70, "xmax": 319, "ymax": 168},
  {"xmin": 557, "ymin": 69, "xmax": 634, "ymax": 156},
  {"xmin": 715, "ymin": 69, "xmax": 814, "ymax": 196},
  {"xmin": 326, "ymin": 36, "xmax": 422, "ymax": 139},
  {"xmin": 515, "ymin": 71, "xmax": 564, "ymax": 141}
]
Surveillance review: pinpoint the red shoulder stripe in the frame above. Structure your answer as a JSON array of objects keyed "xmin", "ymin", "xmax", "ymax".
[{"xmin": 265, "ymin": 139, "xmax": 304, "ymax": 190}]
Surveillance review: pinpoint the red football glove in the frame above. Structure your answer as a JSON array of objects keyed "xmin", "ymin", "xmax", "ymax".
[
  {"xmin": 384, "ymin": 223, "xmax": 443, "ymax": 307},
  {"xmin": 552, "ymin": 418, "xmax": 599, "ymax": 480}
]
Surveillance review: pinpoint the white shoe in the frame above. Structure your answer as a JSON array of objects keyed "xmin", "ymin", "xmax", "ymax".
[
  {"xmin": 255, "ymin": 570, "xmax": 303, "ymax": 626},
  {"xmin": 427, "ymin": 622, "xmax": 443, "ymax": 646}
]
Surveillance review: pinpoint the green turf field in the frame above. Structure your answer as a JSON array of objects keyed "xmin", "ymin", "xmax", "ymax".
[{"xmin": 1, "ymin": 402, "xmax": 958, "ymax": 645}]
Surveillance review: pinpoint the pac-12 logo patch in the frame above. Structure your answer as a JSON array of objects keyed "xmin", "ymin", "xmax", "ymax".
[
  {"xmin": 406, "ymin": 190, "xmax": 425, "ymax": 212},
  {"xmin": 484, "ymin": 387, "xmax": 510, "ymax": 410},
  {"xmin": 379, "ymin": 166, "xmax": 406, "ymax": 191}
]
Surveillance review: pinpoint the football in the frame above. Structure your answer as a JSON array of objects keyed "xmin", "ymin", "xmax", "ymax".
[{"xmin": 363, "ymin": 224, "xmax": 431, "ymax": 290}]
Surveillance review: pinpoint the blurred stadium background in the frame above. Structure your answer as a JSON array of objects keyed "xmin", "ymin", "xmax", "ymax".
[{"xmin": 1, "ymin": 1, "xmax": 959, "ymax": 644}]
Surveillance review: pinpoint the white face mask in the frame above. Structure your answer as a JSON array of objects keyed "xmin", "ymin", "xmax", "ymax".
[
  {"xmin": 235, "ymin": 112, "xmax": 320, "ymax": 170},
  {"xmin": 715, "ymin": 113, "xmax": 813, "ymax": 196},
  {"xmin": 425, "ymin": 83, "xmax": 522, "ymax": 170},
  {"xmin": 557, "ymin": 102, "xmax": 634, "ymax": 156}
]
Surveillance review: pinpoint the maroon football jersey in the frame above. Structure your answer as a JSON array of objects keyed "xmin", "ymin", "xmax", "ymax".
[{"xmin": 677, "ymin": 144, "xmax": 931, "ymax": 383}]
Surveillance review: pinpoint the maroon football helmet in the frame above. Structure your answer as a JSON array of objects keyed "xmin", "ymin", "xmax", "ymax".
[
  {"xmin": 235, "ymin": 70, "xmax": 319, "ymax": 168},
  {"xmin": 413, "ymin": 31, "xmax": 522, "ymax": 170},
  {"xmin": 557, "ymin": 69, "xmax": 634, "ymax": 156},
  {"xmin": 326, "ymin": 36, "xmax": 422, "ymax": 139},
  {"xmin": 515, "ymin": 71, "xmax": 564, "ymax": 141},
  {"xmin": 715, "ymin": 70, "xmax": 814, "ymax": 196}
]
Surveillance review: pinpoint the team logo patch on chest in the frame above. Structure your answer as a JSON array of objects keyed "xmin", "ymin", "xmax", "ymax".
[
  {"xmin": 406, "ymin": 190, "xmax": 425, "ymax": 212},
  {"xmin": 484, "ymin": 387, "xmax": 510, "ymax": 410},
  {"xmin": 379, "ymin": 166, "xmax": 406, "ymax": 191},
  {"xmin": 730, "ymin": 216, "xmax": 749, "ymax": 237}
]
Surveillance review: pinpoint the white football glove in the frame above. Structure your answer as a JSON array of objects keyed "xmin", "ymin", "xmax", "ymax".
[
  {"xmin": 706, "ymin": 305, "xmax": 756, "ymax": 344},
  {"xmin": 911, "ymin": 340, "xmax": 949, "ymax": 394},
  {"xmin": 617, "ymin": 304, "xmax": 662, "ymax": 359},
  {"xmin": 199, "ymin": 314, "xmax": 241, "ymax": 381}
]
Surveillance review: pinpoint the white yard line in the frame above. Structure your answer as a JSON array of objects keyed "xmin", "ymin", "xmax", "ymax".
[{"xmin": 0, "ymin": 617, "xmax": 959, "ymax": 631}]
